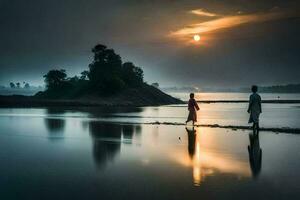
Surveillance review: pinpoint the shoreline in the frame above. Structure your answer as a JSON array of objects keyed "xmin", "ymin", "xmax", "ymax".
[
  {"xmin": 129, "ymin": 121, "xmax": 300, "ymax": 134},
  {"xmin": 0, "ymin": 93, "xmax": 183, "ymax": 108},
  {"xmin": 58, "ymin": 119, "xmax": 299, "ymax": 134}
]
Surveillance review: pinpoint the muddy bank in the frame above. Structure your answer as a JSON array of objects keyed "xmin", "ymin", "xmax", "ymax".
[{"xmin": 142, "ymin": 122, "xmax": 300, "ymax": 134}]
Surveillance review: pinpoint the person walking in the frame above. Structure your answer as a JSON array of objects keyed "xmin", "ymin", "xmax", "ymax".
[
  {"xmin": 186, "ymin": 93, "xmax": 200, "ymax": 126},
  {"xmin": 247, "ymin": 85, "xmax": 262, "ymax": 132}
]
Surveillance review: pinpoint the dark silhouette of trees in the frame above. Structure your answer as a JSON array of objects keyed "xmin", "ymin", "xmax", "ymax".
[
  {"xmin": 40, "ymin": 44, "xmax": 145, "ymax": 98},
  {"xmin": 88, "ymin": 44, "xmax": 125, "ymax": 94},
  {"xmin": 87, "ymin": 45, "xmax": 144, "ymax": 93},
  {"xmin": 24, "ymin": 83, "xmax": 30, "ymax": 89},
  {"xmin": 122, "ymin": 62, "xmax": 144, "ymax": 87},
  {"xmin": 80, "ymin": 70, "xmax": 89, "ymax": 80},
  {"xmin": 259, "ymin": 84, "xmax": 300, "ymax": 93},
  {"xmin": 16, "ymin": 82, "xmax": 21, "ymax": 88},
  {"xmin": 43, "ymin": 69, "xmax": 67, "ymax": 90},
  {"xmin": 7, "ymin": 82, "xmax": 31, "ymax": 90},
  {"xmin": 10, "ymin": 82, "xmax": 15, "ymax": 88}
]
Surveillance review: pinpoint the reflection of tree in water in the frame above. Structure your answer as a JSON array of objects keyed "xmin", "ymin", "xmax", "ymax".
[
  {"xmin": 44, "ymin": 108, "xmax": 66, "ymax": 140},
  {"xmin": 135, "ymin": 125, "xmax": 142, "ymax": 135},
  {"xmin": 78, "ymin": 107, "xmax": 143, "ymax": 118},
  {"xmin": 45, "ymin": 108, "xmax": 67, "ymax": 115},
  {"xmin": 44, "ymin": 118, "xmax": 65, "ymax": 133},
  {"xmin": 248, "ymin": 133, "xmax": 262, "ymax": 178},
  {"xmin": 122, "ymin": 125, "xmax": 134, "ymax": 142},
  {"xmin": 89, "ymin": 122, "xmax": 122, "ymax": 169}
]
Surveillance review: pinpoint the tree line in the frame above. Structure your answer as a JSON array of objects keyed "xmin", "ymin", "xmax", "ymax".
[
  {"xmin": 9, "ymin": 82, "xmax": 30, "ymax": 89},
  {"xmin": 41, "ymin": 44, "xmax": 144, "ymax": 98}
]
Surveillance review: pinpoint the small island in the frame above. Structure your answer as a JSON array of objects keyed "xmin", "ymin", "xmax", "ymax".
[{"xmin": 0, "ymin": 44, "xmax": 182, "ymax": 107}]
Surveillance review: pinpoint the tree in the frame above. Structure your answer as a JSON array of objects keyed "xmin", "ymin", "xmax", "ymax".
[
  {"xmin": 10, "ymin": 82, "xmax": 15, "ymax": 88},
  {"xmin": 80, "ymin": 70, "xmax": 89, "ymax": 80},
  {"xmin": 39, "ymin": 44, "xmax": 146, "ymax": 98},
  {"xmin": 24, "ymin": 83, "xmax": 30, "ymax": 89},
  {"xmin": 122, "ymin": 62, "xmax": 144, "ymax": 87},
  {"xmin": 88, "ymin": 44, "xmax": 124, "ymax": 94},
  {"xmin": 43, "ymin": 69, "xmax": 67, "ymax": 89},
  {"xmin": 16, "ymin": 82, "xmax": 21, "ymax": 88}
]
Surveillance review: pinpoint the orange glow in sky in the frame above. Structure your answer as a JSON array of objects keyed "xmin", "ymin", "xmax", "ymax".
[{"xmin": 170, "ymin": 8, "xmax": 284, "ymax": 44}]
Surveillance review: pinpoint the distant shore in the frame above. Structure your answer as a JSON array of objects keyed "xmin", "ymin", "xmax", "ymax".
[{"xmin": 195, "ymin": 100, "xmax": 300, "ymax": 104}]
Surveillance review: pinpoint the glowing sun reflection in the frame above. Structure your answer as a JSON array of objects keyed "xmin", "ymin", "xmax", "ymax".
[{"xmin": 172, "ymin": 127, "xmax": 250, "ymax": 186}]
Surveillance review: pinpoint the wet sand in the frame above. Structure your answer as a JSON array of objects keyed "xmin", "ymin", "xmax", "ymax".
[{"xmin": 146, "ymin": 122, "xmax": 300, "ymax": 134}]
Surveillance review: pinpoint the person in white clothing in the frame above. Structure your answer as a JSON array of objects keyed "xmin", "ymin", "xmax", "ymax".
[{"xmin": 247, "ymin": 85, "xmax": 262, "ymax": 132}]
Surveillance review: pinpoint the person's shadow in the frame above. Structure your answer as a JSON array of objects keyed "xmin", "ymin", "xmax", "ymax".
[
  {"xmin": 248, "ymin": 131, "xmax": 262, "ymax": 178},
  {"xmin": 186, "ymin": 127, "xmax": 196, "ymax": 159}
]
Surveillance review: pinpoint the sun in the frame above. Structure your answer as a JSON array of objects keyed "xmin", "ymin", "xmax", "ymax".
[{"xmin": 193, "ymin": 34, "xmax": 201, "ymax": 42}]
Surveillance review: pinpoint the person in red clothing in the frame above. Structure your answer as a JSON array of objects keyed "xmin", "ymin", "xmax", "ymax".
[{"xmin": 186, "ymin": 93, "xmax": 200, "ymax": 126}]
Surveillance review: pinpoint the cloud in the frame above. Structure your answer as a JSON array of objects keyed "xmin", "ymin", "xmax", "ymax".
[
  {"xmin": 189, "ymin": 9, "xmax": 218, "ymax": 17},
  {"xmin": 171, "ymin": 10, "xmax": 285, "ymax": 37}
]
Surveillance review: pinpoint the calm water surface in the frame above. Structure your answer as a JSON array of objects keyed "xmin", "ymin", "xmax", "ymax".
[
  {"xmin": 0, "ymin": 108, "xmax": 300, "ymax": 199},
  {"xmin": 2, "ymin": 102, "xmax": 294, "ymax": 128}
]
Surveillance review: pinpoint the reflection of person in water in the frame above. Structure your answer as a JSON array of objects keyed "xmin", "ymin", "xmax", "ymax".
[
  {"xmin": 186, "ymin": 93, "xmax": 200, "ymax": 126},
  {"xmin": 186, "ymin": 127, "xmax": 196, "ymax": 158},
  {"xmin": 185, "ymin": 127, "xmax": 202, "ymax": 186},
  {"xmin": 248, "ymin": 133, "xmax": 262, "ymax": 178},
  {"xmin": 247, "ymin": 85, "xmax": 262, "ymax": 132}
]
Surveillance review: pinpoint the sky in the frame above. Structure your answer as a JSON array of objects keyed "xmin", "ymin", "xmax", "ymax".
[{"xmin": 0, "ymin": 0, "xmax": 299, "ymax": 88}]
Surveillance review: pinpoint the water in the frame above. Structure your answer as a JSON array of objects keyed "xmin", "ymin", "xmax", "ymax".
[
  {"xmin": 0, "ymin": 106, "xmax": 300, "ymax": 199},
  {"xmin": 2, "ymin": 102, "xmax": 296, "ymax": 128},
  {"xmin": 0, "ymin": 91, "xmax": 299, "ymax": 199}
]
